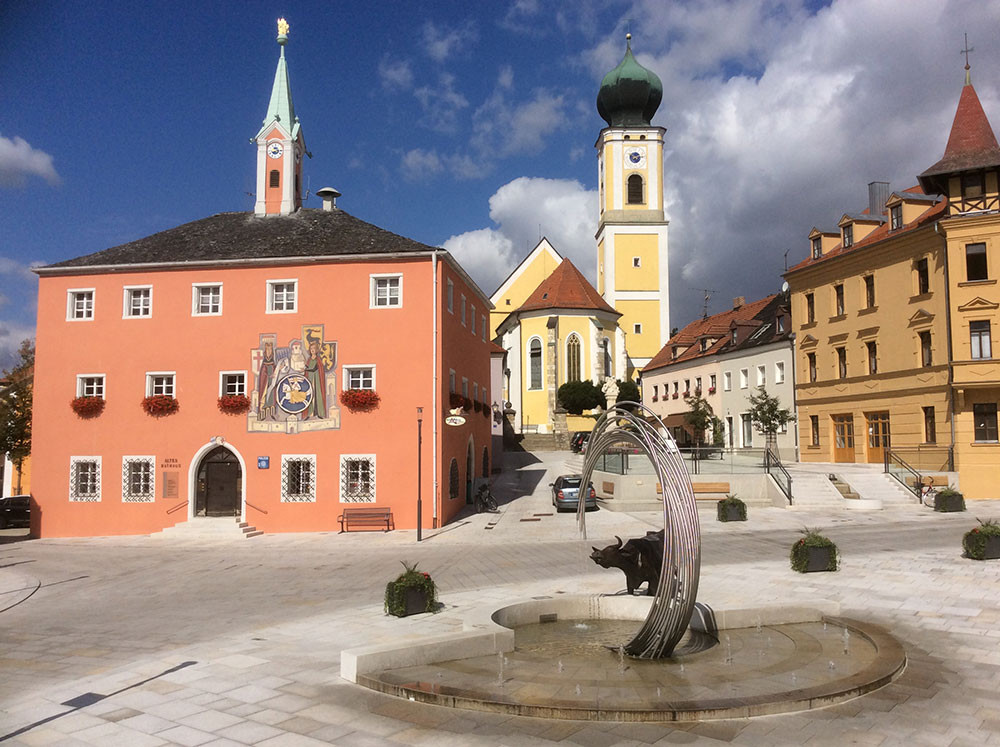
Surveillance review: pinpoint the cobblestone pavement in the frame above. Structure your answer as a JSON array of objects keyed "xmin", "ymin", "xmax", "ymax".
[{"xmin": 1, "ymin": 450, "xmax": 1000, "ymax": 746}]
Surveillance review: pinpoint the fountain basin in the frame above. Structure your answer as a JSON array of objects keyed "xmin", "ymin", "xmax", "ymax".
[{"xmin": 343, "ymin": 596, "xmax": 906, "ymax": 721}]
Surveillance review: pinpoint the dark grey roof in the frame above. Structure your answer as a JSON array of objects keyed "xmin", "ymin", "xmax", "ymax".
[{"xmin": 42, "ymin": 209, "xmax": 439, "ymax": 270}]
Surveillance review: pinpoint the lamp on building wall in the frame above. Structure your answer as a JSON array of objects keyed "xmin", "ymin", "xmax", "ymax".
[{"xmin": 492, "ymin": 402, "xmax": 502, "ymax": 425}]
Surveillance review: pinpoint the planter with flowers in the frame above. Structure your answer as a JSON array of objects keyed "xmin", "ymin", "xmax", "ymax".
[
  {"xmin": 71, "ymin": 396, "xmax": 106, "ymax": 419},
  {"xmin": 385, "ymin": 561, "xmax": 437, "ymax": 617},
  {"xmin": 683, "ymin": 391, "xmax": 691, "ymax": 398},
  {"xmin": 463, "ymin": 396, "xmax": 473, "ymax": 412},
  {"xmin": 341, "ymin": 389, "xmax": 381, "ymax": 413},
  {"xmin": 142, "ymin": 395, "xmax": 179, "ymax": 417},
  {"xmin": 934, "ymin": 487, "xmax": 965, "ymax": 513},
  {"xmin": 217, "ymin": 394, "xmax": 250, "ymax": 415},
  {"xmin": 708, "ymin": 386, "xmax": 716, "ymax": 394},
  {"xmin": 473, "ymin": 400, "xmax": 482, "ymax": 412},
  {"xmin": 449, "ymin": 392, "xmax": 466, "ymax": 411},
  {"xmin": 963, "ymin": 518, "xmax": 1000, "ymax": 560},
  {"xmin": 790, "ymin": 527, "xmax": 838, "ymax": 573},
  {"xmin": 672, "ymin": 392, "xmax": 679, "ymax": 399},
  {"xmin": 717, "ymin": 494, "xmax": 747, "ymax": 522}
]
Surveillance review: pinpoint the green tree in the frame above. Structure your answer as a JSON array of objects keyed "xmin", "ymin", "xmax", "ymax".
[
  {"xmin": 746, "ymin": 386, "xmax": 792, "ymax": 450},
  {"xmin": 557, "ymin": 380, "xmax": 605, "ymax": 415},
  {"xmin": 0, "ymin": 340, "xmax": 34, "ymax": 494},
  {"xmin": 615, "ymin": 378, "xmax": 640, "ymax": 409},
  {"xmin": 683, "ymin": 394, "xmax": 714, "ymax": 446}
]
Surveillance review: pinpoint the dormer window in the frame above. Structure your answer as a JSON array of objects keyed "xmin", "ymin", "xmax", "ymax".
[
  {"xmin": 672, "ymin": 346, "xmax": 679, "ymax": 359},
  {"xmin": 700, "ymin": 339, "xmax": 709, "ymax": 352},
  {"xmin": 731, "ymin": 328, "xmax": 738, "ymax": 344},
  {"xmin": 842, "ymin": 224, "xmax": 853, "ymax": 248},
  {"xmin": 627, "ymin": 174, "xmax": 644, "ymax": 205},
  {"xmin": 811, "ymin": 236, "xmax": 822, "ymax": 259},
  {"xmin": 777, "ymin": 315, "xmax": 785, "ymax": 333},
  {"xmin": 890, "ymin": 204, "xmax": 903, "ymax": 230}
]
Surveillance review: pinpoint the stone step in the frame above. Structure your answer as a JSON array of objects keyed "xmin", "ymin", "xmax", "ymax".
[{"xmin": 153, "ymin": 517, "xmax": 260, "ymax": 539}]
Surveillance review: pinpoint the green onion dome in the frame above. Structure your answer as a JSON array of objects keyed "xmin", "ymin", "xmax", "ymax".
[{"xmin": 597, "ymin": 35, "xmax": 663, "ymax": 128}]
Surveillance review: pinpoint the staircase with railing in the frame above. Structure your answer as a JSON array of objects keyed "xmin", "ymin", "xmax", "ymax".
[
  {"xmin": 883, "ymin": 448, "xmax": 923, "ymax": 499},
  {"xmin": 764, "ymin": 446, "xmax": 793, "ymax": 505}
]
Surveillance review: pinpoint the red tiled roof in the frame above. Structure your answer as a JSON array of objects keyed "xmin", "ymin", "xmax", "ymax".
[
  {"xmin": 920, "ymin": 82, "xmax": 1000, "ymax": 184},
  {"xmin": 786, "ymin": 186, "xmax": 945, "ymax": 275},
  {"xmin": 643, "ymin": 295, "xmax": 776, "ymax": 373},
  {"xmin": 489, "ymin": 341, "xmax": 507, "ymax": 355},
  {"xmin": 516, "ymin": 259, "xmax": 618, "ymax": 315}
]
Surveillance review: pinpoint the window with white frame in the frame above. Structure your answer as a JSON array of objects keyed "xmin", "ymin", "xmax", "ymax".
[
  {"xmin": 146, "ymin": 372, "xmax": 175, "ymax": 397},
  {"xmin": 192, "ymin": 284, "xmax": 222, "ymax": 315},
  {"xmin": 77, "ymin": 374, "xmax": 105, "ymax": 398},
  {"xmin": 723, "ymin": 371, "xmax": 732, "ymax": 391},
  {"xmin": 775, "ymin": 361, "xmax": 785, "ymax": 384},
  {"xmin": 371, "ymin": 274, "xmax": 402, "ymax": 307},
  {"xmin": 447, "ymin": 279, "xmax": 454, "ymax": 313},
  {"xmin": 123, "ymin": 286, "xmax": 152, "ymax": 318},
  {"xmin": 740, "ymin": 368, "xmax": 748, "ymax": 389},
  {"xmin": 267, "ymin": 280, "xmax": 297, "ymax": 313},
  {"xmin": 122, "ymin": 456, "xmax": 155, "ymax": 503},
  {"xmin": 70, "ymin": 456, "xmax": 101, "ymax": 502},
  {"xmin": 341, "ymin": 454, "xmax": 375, "ymax": 502},
  {"xmin": 710, "ymin": 374, "xmax": 717, "ymax": 391},
  {"xmin": 67, "ymin": 289, "xmax": 94, "ymax": 321},
  {"xmin": 461, "ymin": 294, "xmax": 467, "ymax": 326},
  {"xmin": 281, "ymin": 455, "xmax": 316, "ymax": 502},
  {"xmin": 220, "ymin": 372, "xmax": 246, "ymax": 396},
  {"xmin": 757, "ymin": 365, "xmax": 766, "ymax": 386},
  {"xmin": 345, "ymin": 366, "xmax": 374, "ymax": 390}
]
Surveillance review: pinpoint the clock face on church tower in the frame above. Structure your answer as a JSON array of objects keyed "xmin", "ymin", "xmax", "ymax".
[
  {"xmin": 624, "ymin": 146, "xmax": 646, "ymax": 168},
  {"xmin": 267, "ymin": 142, "xmax": 284, "ymax": 159}
]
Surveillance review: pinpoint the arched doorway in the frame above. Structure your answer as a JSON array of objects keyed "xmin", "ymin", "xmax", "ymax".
[
  {"xmin": 465, "ymin": 439, "xmax": 474, "ymax": 504},
  {"xmin": 195, "ymin": 446, "xmax": 242, "ymax": 517}
]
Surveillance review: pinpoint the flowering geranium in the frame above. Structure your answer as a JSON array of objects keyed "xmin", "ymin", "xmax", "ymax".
[
  {"xmin": 341, "ymin": 388, "xmax": 380, "ymax": 412},
  {"xmin": 142, "ymin": 395, "xmax": 179, "ymax": 417},
  {"xmin": 449, "ymin": 392, "xmax": 466, "ymax": 410},
  {"xmin": 217, "ymin": 394, "xmax": 250, "ymax": 414},
  {"xmin": 71, "ymin": 396, "xmax": 105, "ymax": 418}
]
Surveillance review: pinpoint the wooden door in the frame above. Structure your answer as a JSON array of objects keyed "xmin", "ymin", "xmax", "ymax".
[
  {"xmin": 205, "ymin": 462, "xmax": 240, "ymax": 516},
  {"xmin": 866, "ymin": 412, "xmax": 891, "ymax": 464},
  {"xmin": 832, "ymin": 414, "xmax": 855, "ymax": 463}
]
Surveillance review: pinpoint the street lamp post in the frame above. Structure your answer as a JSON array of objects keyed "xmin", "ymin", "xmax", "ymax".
[{"xmin": 416, "ymin": 407, "xmax": 423, "ymax": 542}]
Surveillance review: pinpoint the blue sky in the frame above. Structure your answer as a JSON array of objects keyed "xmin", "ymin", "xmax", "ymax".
[{"xmin": 2, "ymin": 0, "xmax": 998, "ymax": 371}]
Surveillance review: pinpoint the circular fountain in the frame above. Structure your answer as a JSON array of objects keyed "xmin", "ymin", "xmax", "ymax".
[{"xmin": 342, "ymin": 406, "xmax": 907, "ymax": 721}]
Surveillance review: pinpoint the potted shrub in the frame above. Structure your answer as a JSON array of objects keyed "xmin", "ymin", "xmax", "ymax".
[
  {"xmin": 341, "ymin": 389, "xmax": 380, "ymax": 412},
  {"xmin": 717, "ymin": 494, "xmax": 747, "ymax": 522},
  {"xmin": 385, "ymin": 561, "xmax": 437, "ymax": 617},
  {"xmin": 70, "ymin": 396, "xmax": 105, "ymax": 418},
  {"xmin": 217, "ymin": 394, "xmax": 250, "ymax": 415},
  {"xmin": 935, "ymin": 487, "xmax": 966, "ymax": 513},
  {"xmin": 963, "ymin": 518, "xmax": 1000, "ymax": 560},
  {"xmin": 142, "ymin": 395, "xmax": 179, "ymax": 417},
  {"xmin": 790, "ymin": 528, "xmax": 838, "ymax": 573}
]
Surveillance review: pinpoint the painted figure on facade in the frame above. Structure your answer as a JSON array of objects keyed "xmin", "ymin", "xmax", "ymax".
[{"xmin": 249, "ymin": 326, "xmax": 340, "ymax": 433}]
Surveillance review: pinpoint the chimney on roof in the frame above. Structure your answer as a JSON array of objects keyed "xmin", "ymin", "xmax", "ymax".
[
  {"xmin": 316, "ymin": 187, "xmax": 341, "ymax": 211},
  {"xmin": 733, "ymin": 296, "xmax": 745, "ymax": 310},
  {"xmin": 868, "ymin": 181, "xmax": 890, "ymax": 217}
]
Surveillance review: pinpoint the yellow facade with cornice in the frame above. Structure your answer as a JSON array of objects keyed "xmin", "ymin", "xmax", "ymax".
[{"xmin": 489, "ymin": 239, "xmax": 561, "ymax": 340}]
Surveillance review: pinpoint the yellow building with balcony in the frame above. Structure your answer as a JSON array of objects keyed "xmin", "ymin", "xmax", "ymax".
[{"xmin": 787, "ymin": 67, "xmax": 1000, "ymax": 499}]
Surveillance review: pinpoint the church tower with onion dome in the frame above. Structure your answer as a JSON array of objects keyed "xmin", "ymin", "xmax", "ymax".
[
  {"xmin": 254, "ymin": 18, "xmax": 306, "ymax": 216},
  {"xmin": 595, "ymin": 34, "xmax": 669, "ymax": 376}
]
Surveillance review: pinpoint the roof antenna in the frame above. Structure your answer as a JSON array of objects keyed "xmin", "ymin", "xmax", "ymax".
[
  {"xmin": 783, "ymin": 249, "xmax": 789, "ymax": 272},
  {"xmin": 961, "ymin": 33, "xmax": 974, "ymax": 85},
  {"xmin": 691, "ymin": 288, "xmax": 717, "ymax": 319}
]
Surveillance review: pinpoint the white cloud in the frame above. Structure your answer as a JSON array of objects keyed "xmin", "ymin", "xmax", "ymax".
[
  {"xmin": 421, "ymin": 21, "xmax": 478, "ymax": 63},
  {"xmin": 413, "ymin": 73, "xmax": 470, "ymax": 133},
  {"xmin": 378, "ymin": 57, "xmax": 413, "ymax": 90},
  {"xmin": 472, "ymin": 86, "xmax": 568, "ymax": 158},
  {"xmin": 400, "ymin": 148, "xmax": 444, "ymax": 181},
  {"xmin": 444, "ymin": 177, "xmax": 596, "ymax": 294},
  {"xmin": 0, "ymin": 323, "xmax": 34, "ymax": 373},
  {"xmin": 0, "ymin": 135, "xmax": 60, "ymax": 187}
]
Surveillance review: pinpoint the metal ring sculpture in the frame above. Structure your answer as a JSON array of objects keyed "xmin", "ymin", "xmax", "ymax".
[{"xmin": 577, "ymin": 403, "xmax": 700, "ymax": 658}]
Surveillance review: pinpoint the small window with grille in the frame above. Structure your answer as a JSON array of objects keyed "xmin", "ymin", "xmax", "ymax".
[
  {"xmin": 70, "ymin": 456, "xmax": 101, "ymax": 502},
  {"xmin": 122, "ymin": 456, "xmax": 155, "ymax": 503},
  {"xmin": 282, "ymin": 455, "xmax": 316, "ymax": 502},
  {"xmin": 341, "ymin": 455, "xmax": 375, "ymax": 503}
]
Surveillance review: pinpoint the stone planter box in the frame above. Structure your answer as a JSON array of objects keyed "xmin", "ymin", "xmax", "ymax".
[
  {"xmin": 805, "ymin": 546, "xmax": 835, "ymax": 572},
  {"xmin": 934, "ymin": 493, "xmax": 965, "ymax": 513},
  {"xmin": 716, "ymin": 502, "xmax": 746, "ymax": 522}
]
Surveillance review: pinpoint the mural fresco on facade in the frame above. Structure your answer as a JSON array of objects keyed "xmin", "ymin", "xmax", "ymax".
[{"xmin": 249, "ymin": 325, "xmax": 340, "ymax": 433}]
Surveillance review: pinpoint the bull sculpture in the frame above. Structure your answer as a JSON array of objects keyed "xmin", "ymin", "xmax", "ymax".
[{"xmin": 590, "ymin": 529, "xmax": 665, "ymax": 596}]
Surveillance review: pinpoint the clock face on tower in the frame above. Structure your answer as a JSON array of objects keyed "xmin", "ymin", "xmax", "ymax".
[
  {"xmin": 624, "ymin": 146, "xmax": 646, "ymax": 168},
  {"xmin": 267, "ymin": 142, "xmax": 284, "ymax": 159}
]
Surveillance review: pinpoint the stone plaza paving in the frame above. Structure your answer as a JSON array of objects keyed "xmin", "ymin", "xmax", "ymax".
[{"xmin": 1, "ymin": 450, "xmax": 1000, "ymax": 746}]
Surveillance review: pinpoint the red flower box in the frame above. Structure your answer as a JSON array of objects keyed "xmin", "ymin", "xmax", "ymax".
[
  {"xmin": 672, "ymin": 393, "xmax": 679, "ymax": 399},
  {"xmin": 708, "ymin": 387, "xmax": 716, "ymax": 394},
  {"xmin": 142, "ymin": 395, "xmax": 179, "ymax": 417},
  {"xmin": 652, "ymin": 395, "xmax": 658, "ymax": 402},
  {"xmin": 71, "ymin": 396, "xmax": 105, "ymax": 418},
  {"xmin": 341, "ymin": 388, "xmax": 381, "ymax": 412},
  {"xmin": 683, "ymin": 391, "xmax": 691, "ymax": 398},
  {"xmin": 218, "ymin": 394, "xmax": 250, "ymax": 415},
  {"xmin": 463, "ymin": 397, "xmax": 473, "ymax": 412},
  {"xmin": 449, "ymin": 392, "xmax": 466, "ymax": 410}
]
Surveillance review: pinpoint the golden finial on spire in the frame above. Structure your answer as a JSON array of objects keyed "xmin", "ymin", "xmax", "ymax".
[{"xmin": 277, "ymin": 18, "xmax": 289, "ymax": 37}]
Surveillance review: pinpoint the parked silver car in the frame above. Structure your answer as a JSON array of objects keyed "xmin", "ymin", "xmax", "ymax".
[{"xmin": 550, "ymin": 475, "xmax": 598, "ymax": 512}]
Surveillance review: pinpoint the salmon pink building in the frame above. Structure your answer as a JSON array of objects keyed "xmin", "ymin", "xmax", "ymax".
[{"xmin": 29, "ymin": 23, "xmax": 493, "ymax": 537}]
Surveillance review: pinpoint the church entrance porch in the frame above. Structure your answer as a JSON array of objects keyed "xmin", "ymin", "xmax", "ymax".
[{"xmin": 196, "ymin": 446, "xmax": 242, "ymax": 517}]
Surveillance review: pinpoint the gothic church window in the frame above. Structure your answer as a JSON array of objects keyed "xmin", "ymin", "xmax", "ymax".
[{"xmin": 566, "ymin": 335, "xmax": 581, "ymax": 382}]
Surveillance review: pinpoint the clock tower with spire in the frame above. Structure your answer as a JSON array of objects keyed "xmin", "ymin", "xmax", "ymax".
[
  {"xmin": 595, "ymin": 34, "xmax": 669, "ymax": 376},
  {"xmin": 254, "ymin": 18, "xmax": 305, "ymax": 216}
]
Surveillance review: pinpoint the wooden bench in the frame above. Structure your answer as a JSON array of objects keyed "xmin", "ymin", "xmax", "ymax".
[
  {"xmin": 338, "ymin": 506, "xmax": 394, "ymax": 533},
  {"xmin": 657, "ymin": 482, "xmax": 731, "ymax": 500}
]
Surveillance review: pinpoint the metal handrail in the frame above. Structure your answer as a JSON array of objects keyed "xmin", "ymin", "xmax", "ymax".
[
  {"xmin": 764, "ymin": 447, "xmax": 793, "ymax": 505},
  {"xmin": 245, "ymin": 501, "xmax": 268, "ymax": 515},
  {"xmin": 165, "ymin": 500, "xmax": 189, "ymax": 515},
  {"xmin": 884, "ymin": 448, "xmax": 922, "ymax": 498}
]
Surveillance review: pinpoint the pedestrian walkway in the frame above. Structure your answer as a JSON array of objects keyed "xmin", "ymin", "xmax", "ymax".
[{"xmin": 1, "ymin": 449, "xmax": 999, "ymax": 745}]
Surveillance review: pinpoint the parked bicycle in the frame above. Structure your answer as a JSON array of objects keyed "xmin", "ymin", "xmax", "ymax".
[
  {"xmin": 474, "ymin": 484, "xmax": 499, "ymax": 513},
  {"xmin": 920, "ymin": 476, "xmax": 938, "ymax": 508}
]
